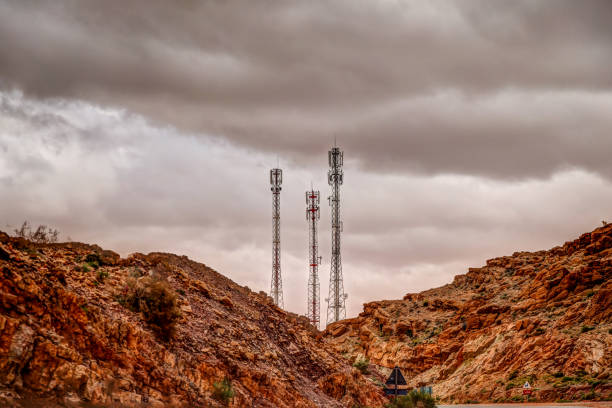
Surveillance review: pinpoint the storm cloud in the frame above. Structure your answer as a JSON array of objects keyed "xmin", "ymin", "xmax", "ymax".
[{"xmin": 1, "ymin": 0, "xmax": 611, "ymax": 318}]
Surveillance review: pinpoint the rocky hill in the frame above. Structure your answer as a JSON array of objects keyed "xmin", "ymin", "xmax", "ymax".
[
  {"xmin": 0, "ymin": 232, "xmax": 386, "ymax": 407},
  {"xmin": 324, "ymin": 224, "xmax": 612, "ymax": 403}
]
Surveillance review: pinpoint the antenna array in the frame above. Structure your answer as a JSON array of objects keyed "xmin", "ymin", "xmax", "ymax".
[
  {"xmin": 306, "ymin": 189, "xmax": 321, "ymax": 328},
  {"xmin": 326, "ymin": 146, "xmax": 347, "ymax": 325},
  {"xmin": 270, "ymin": 168, "xmax": 284, "ymax": 307}
]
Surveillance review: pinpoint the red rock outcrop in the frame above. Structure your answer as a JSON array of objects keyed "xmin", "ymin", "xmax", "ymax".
[
  {"xmin": 0, "ymin": 232, "xmax": 386, "ymax": 407},
  {"xmin": 324, "ymin": 224, "xmax": 612, "ymax": 403}
]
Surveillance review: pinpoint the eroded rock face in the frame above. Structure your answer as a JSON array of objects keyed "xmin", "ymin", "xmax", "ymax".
[
  {"xmin": 0, "ymin": 236, "xmax": 386, "ymax": 407},
  {"xmin": 324, "ymin": 224, "xmax": 612, "ymax": 403}
]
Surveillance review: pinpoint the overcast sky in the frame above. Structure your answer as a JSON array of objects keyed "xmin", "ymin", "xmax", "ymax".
[{"xmin": 1, "ymin": 0, "xmax": 611, "ymax": 320}]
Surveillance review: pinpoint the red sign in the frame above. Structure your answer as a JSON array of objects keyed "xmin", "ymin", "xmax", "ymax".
[{"xmin": 523, "ymin": 389, "xmax": 532, "ymax": 395}]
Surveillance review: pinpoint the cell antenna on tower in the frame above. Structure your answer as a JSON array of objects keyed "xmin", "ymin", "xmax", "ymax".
[
  {"xmin": 306, "ymin": 187, "xmax": 321, "ymax": 329},
  {"xmin": 270, "ymin": 167, "xmax": 284, "ymax": 308},
  {"xmin": 326, "ymin": 143, "xmax": 347, "ymax": 325}
]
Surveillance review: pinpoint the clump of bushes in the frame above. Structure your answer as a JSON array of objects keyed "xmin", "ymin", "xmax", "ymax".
[
  {"xmin": 212, "ymin": 378, "xmax": 234, "ymax": 406},
  {"xmin": 353, "ymin": 357, "xmax": 370, "ymax": 374},
  {"xmin": 386, "ymin": 390, "xmax": 436, "ymax": 408},
  {"xmin": 553, "ymin": 372, "xmax": 564, "ymax": 378},
  {"xmin": 119, "ymin": 277, "xmax": 181, "ymax": 341}
]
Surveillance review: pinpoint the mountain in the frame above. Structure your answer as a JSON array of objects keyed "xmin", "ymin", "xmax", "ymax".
[
  {"xmin": 0, "ymin": 232, "xmax": 386, "ymax": 407},
  {"xmin": 324, "ymin": 224, "xmax": 612, "ymax": 403}
]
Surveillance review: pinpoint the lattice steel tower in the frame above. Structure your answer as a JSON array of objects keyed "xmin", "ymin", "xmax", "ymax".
[
  {"xmin": 306, "ymin": 188, "xmax": 321, "ymax": 329},
  {"xmin": 326, "ymin": 145, "xmax": 347, "ymax": 325},
  {"xmin": 270, "ymin": 168, "xmax": 284, "ymax": 308}
]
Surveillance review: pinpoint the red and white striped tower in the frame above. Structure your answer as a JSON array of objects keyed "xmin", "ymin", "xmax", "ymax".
[{"xmin": 306, "ymin": 189, "xmax": 321, "ymax": 329}]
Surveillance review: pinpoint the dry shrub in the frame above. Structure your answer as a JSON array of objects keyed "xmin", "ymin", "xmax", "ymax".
[
  {"xmin": 122, "ymin": 276, "xmax": 181, "ymax": 341},
  {"xmin": 14, "ymin": 221, "xmax": 59, "ymax": 243},
  {"xmin": 386, "ymin": 391, "xmax": 436, "ymax": 408}
]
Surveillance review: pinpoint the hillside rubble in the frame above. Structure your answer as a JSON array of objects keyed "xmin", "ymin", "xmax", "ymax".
[
  {"xmin": 324, "ymin": 224, "xmax": 612, "ymax": 403},
  {"xmin": 0, "ymin": 232, "xmax": 386, "ymax": 407}
]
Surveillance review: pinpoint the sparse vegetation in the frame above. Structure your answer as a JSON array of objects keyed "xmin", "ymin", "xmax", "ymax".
[
  {"xmin": 508, "ymin": 370, "xmax": 519, "ymax": 380},
  {"xmin": 553, "ymin": 371, "xmax": 564, "ymax": 378},
  {"xmin": 85, "ymin": 253, "xmax": 101, "ymax": 264},
  {"xmin": 581, "ymin": 325, "xmax": 594, "ymax": 333},
  {"xmin": 353, "ymin": 357, "xmax": 369, "ymax": 374},
  {"xmin": 212, "ymin": 378, "xmax": 234, "ymax": 406},
  {"xmin": 13, "ymin": 221, "xmax": 60, "ymax": 243},
  {"xmin": 385, "ymin": 390, "xmax": 436, "ymax": 408},
  {"xmin": 119, "ymin": 276, "xmax": 181, "ymax": 340},
  {"xmin": 422, "ymin": 301, "xmax": 429, "ymax": 307},
  {"xmin": 96, "ymin": 269, "xmax": 109, "ymax": 282}
]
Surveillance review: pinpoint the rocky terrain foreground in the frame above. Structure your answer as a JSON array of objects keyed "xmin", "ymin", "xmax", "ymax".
[
  {"xmin": 0, "ymin": 232, "xmax": 386, "ymax": 407},
  {"xmin": 324, "ymin": 224, "xmax": 612, "ymax": 404}
]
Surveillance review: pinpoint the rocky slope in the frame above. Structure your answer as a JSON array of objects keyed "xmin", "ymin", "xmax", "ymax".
[
  {"xmin": 324, "ymin": 224, "xmax": 612, "ymax": 403},
  {"xmin": 0, "ymin": 232, "xmax": 386, "ymax": 407}
]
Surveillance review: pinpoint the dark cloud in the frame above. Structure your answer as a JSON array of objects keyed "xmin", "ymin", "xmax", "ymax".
[
  {"xmin": 2, "ymin": 90, "xmax": 612, "ymax": 317},
  {"xmin": 1, "ymin": 0, "xmax": 611, "ymax": 179},
  {"xmin": 1, "ymin": 2, "xmax": 611, "ymax": 318}
]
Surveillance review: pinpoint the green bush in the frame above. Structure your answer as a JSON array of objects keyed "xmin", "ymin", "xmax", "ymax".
[
  {"xmin": 121, "ymin": 277, "xmax": 181, "ymax": 340},
  {"xmin": 386, "ymin": 391, "xmax": 436, "ymax": 408},
  {"xmin": 212, "ymin": 378, "xmax": 234, "ymax": 406},
  {"xmin": 96, "ymin": 269, "xmax": 109, "ymax": 282},
  {"xmin": 553, "ymin": 372, "xmax": 564, "ymax": 378},
  {"xmin": 508, "ymin": 370, "xmax": 519, "ymax": 380},
  {"xmin": 353, "ymin": 357, "xmax": 369, "ymax": 374}
]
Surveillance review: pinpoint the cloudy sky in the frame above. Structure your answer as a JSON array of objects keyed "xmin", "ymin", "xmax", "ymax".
[{"xmin": 1, "ymin": 0, "xmax": 611, "ymax": 320}]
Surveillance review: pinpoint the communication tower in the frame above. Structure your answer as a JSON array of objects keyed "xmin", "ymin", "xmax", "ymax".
[
  {"xmin": 326, "ymin": 144, "xmax": 347, "ymax": 325},
  {"xmin": 270, "ymin": 168, "xmax": 283, "ymax": 308},
  {"xmin": 306, "ymin": 188, "xmax": 321, "ymax": 329}
]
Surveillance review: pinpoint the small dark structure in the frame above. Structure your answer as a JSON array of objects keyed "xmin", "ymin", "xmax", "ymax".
[{"xmin": 384, "ymin": 366, "xmax": 408, "ymax": 397}]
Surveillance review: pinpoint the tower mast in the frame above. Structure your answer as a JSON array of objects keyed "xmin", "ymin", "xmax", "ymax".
[
  {"xmin": 306, "ymin": 188, "xmax": 321, "ymax": 329},
  {"xmin": 270, "ymin": 168, "xmax": 283, "ymax": 308},
  {"xmin": 326, "ymin": 144, "xmax": 347, "ymax": 325}
]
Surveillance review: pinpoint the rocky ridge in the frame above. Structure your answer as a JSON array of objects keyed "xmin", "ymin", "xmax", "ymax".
[
  {"xmin": 0, "ymin": 232, "xmax": 386, "ymax": 407},
  {"xmin": 324, "ymin": 224, "xmax": 612, "ymax": 403}
]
